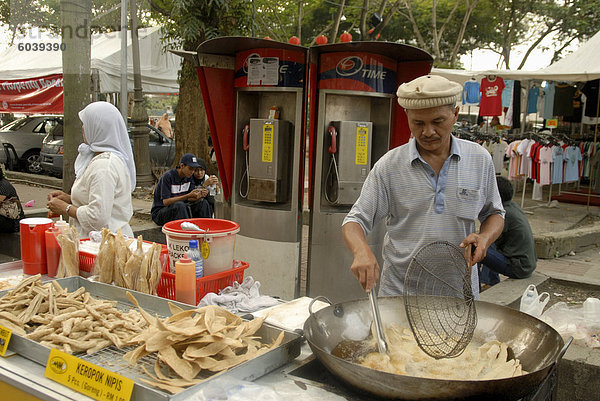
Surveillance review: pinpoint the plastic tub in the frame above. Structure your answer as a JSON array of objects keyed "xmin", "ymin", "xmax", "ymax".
[
  {"xmin": 20, "ymin": 217, "xmax": 53, "ymax": 275},
  {"xmin": 162, "ymin": 218, "xmax": 240, "ymax": 276}
]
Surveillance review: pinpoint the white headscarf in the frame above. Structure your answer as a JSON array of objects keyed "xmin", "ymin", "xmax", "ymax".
[{"xmin": 75, "ymin": 102, "xmax": 136, "ymax": 190}]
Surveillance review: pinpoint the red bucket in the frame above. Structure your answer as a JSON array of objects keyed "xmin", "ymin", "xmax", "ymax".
[{"xmin": 20, "ymin": 217, "xmax": 53, "ymax": 275}]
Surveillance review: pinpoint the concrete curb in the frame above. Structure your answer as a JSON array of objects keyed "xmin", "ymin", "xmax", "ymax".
[{"xmin": 535, "ymin": 223, "xmax": 600, "ymax": 259}]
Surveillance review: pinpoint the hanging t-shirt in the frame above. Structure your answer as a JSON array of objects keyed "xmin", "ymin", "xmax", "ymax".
[
  {"xmin": 479, "ymin": 77, "xmax": 505, "ymax": 116},
  {"xmin": 512, "ymin": 81, "xmax": 522, "ymax": 129},
  {"xmin": 582, "ymin": 79, "xmax": 600, "ymax": 118},
  {"xmin": 527, "ymin": 86, "xmax": 540, "ymax": 114},
  {"xmin": 538, "ymin": 146, "xmax": 554, "ymax": 186},
  {"xmin": 564, "ymin": 90, "xmax": 583, "ymax": 123},
  {"xmin": 553, "ymin": 84, "xmax": 576, "ymax": 117},
  {"xmin": 542, "ymin": 83, "xmax": 555, "ymax": 119},
  {"xmin": 506, "ymin": 140, "xmax": 521, "ymax": 180},
  {"xmin": 551, "ymin": 146, "xmax": 564, "ymax": 184},
  {"xmin": 563, "ymin": 146, "xmax": 582, "ymax": 183},
  {"xmin": 501, "ymin": 79, "xmax": 514, "ymax": 108},
  {"xmin": 516, "ymin": 139, "xmax": 531, "ymax": 177},
  {"xmin": 536, "ymin": 87, "xmax": 545, "ymax": 115},
  {"xmin": 462, "ymin": 80, "xmax": 480, "ymax": 105},
  {"xmin": 491, "ymin": 140, "xmax": 508, "ymax": 174}
]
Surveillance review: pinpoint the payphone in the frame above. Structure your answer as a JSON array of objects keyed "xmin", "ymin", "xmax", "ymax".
[
  {"xmin": 324, "ymin": 120, "xmax": 372, "ymax": 206},
  {"xmin": 191, "ymin": 38, "xmax": 308, "ymax": 300},
  {"xmin": 239, "ymin": 118, "xmax": 292, "ymax": 203},
  {"xmin": 306, "ymin": 42, "xmax": 432, "ymax": 303}
]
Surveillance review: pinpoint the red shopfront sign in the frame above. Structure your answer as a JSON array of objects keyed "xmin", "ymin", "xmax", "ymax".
[{"xmin": 0, "ymin": 74, "xmax": 63, "ymax": 114}]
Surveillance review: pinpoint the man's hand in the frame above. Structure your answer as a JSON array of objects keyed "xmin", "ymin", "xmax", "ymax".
[
  {"xmin": 349, "ymin": 248, "xmax": 380, "ymax": 293},
  {"xmin": 460, "ymin": 214, "xmax": 504, "ymax": 264},
  {"xmin": 188, "ymin": 188, "xmax": 208, "ymax": 202},
  {"xmin": 459, "ymin": 233, "xmax": 492, "ymax": 265},
  {"xmin": 342, "ymin": 222, "xmax": 380, "ymax": 293}
]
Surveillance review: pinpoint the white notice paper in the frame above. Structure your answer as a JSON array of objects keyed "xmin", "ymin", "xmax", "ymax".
[{"xmin": 247, "ymin": 56, "xmax": 280, "ymax": 85}]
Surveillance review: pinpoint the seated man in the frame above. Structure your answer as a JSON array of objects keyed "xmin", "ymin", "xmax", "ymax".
[
  {"xmin": 151, "ymin": 153, "xmax": 212, "ymax": 226},
  {"xmin": 479, "ymin": 176, "xmax": 537, "ymax": 287}
]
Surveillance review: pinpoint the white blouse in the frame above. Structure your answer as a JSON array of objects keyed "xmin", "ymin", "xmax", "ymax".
[{"xmin": 70, "ymin": 152, "xmax": 134, "ymax": 238}]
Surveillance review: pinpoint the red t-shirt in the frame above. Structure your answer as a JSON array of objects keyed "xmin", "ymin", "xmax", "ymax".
[{"xmin": 479, "ymin": 77, "xmax": 505, "ymax": 116}]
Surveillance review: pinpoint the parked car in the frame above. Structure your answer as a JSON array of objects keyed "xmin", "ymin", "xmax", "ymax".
[
  {"xmin": 0, "ymin": 115, "xmax": 63, "ymax": 173},
  {"xmin": 40, "ymin": 123, "xmax": 175, "ymax": 177}
]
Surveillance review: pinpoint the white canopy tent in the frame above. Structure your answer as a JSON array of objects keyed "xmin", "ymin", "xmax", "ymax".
[
  {"xmin": 0, "ymin": 26, "xmax": 180, "ymax": 93},
  {"xmin": 432, "ymin": 29, "xmax": 600, "ymax": 84}
]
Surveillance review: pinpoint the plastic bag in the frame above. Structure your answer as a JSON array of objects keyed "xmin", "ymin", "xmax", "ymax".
[
  {"xmin": 519, "ymin": 284, "xmax": 549, "ymax": 317},
  {"xmin": 540, "ymin": 302, "xmax": 588, "ymax": 344},
  {"xmin": 187, "ymin": 377, "xmax": 283, "ymax": 401}
]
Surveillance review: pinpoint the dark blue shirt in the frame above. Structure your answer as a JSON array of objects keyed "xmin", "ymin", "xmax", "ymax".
[{"xmin": 151, "ymin": 168, "xmax": 193, "ymax": 214}]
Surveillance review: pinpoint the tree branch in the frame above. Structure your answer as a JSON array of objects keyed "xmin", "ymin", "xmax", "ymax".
[{"xmin": 516, "ymin": 25, "xmax": 558, "ymax": 70}]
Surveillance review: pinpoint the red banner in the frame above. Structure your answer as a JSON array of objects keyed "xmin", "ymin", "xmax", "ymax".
[{"xmin": 0, "ymin": 74, "xmax": 63, "ymax": 114}]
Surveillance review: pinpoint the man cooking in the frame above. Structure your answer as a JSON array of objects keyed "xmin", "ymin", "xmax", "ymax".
[{"xmin": 342, "ymin": 75, "xmax": 505, "ymax": 298}]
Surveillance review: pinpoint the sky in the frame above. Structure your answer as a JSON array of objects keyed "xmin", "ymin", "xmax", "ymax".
[{"xmin": 460, "ymin": 34, "xmax": 579, "ymax": 72}]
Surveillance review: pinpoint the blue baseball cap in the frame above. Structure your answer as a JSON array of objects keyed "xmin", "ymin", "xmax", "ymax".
[{"xmin": 179, "ymin": 153, "xmax": 201, "ymax": 168}]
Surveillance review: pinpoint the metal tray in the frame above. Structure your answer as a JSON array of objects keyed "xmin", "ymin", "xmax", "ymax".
[{"xmin": 0, "ymin": 276, "xmax": 303, "ymax": 400}]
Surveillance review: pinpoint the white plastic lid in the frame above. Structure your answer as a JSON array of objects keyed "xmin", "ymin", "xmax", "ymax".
[{"xmin": 20, "ymin": 217, "xmax": 53, "ymax": 225}]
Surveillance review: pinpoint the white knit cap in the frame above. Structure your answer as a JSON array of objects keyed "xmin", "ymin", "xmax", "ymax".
[{"xmin": 396, "ymin": 75, "xmax": 462, "ymax": 109}]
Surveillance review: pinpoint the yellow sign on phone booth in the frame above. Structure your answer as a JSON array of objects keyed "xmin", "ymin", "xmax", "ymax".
[
  {"xmin": 355, "ymin": 125, "xmax": 369, "ymax": 165},
  {"xmin": 262, "ymin": 122, "xmax": 274, "ymax": 162}
]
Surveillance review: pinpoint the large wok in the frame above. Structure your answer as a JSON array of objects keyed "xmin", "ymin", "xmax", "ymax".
[{"xmin": 304, "ymin": 296, "xmax": 568, "ymax": 400}]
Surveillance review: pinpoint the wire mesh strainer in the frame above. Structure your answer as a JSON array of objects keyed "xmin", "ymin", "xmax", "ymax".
[{"xmin": 404, "ymin": 241, "xmax": 476, "ymax": 359}]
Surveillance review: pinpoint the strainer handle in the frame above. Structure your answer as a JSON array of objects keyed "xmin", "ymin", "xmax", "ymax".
[{"xmin": 465, "ymin": 243, "xmax": 473, "ymax": 272}]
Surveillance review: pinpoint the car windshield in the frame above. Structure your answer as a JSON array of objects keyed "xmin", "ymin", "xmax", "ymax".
[{"xmin": 1, "ymin": 117, "xmax": 32, "ymax": 131}]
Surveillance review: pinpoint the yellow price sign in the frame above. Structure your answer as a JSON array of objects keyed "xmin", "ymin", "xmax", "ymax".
[
  {"xmin": 545, "ymin": 119, "xmax": 558, "ymax": 128},
  {"xmin": 262, "ymin": 123, "xmax": 274, "ymax": 163},
  {"xmin": 201, "ymin": 241, "xmax": 210, "ymax": 259},
  {"xmin": 355, "ymin": 125, "xmax": 369, "ymax": 165},
  {"xmin": 0, "ymin": 325, "xmax": 12, "ymax": 356},
  {"xmin": 45, "ymin": 348, "xmax": 134, "ymax": 401}
]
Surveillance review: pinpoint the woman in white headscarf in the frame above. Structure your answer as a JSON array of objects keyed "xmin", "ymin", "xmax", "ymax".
[{"xmin": 47, "ymin": 102, "xmax": 136, "ymax": 238}]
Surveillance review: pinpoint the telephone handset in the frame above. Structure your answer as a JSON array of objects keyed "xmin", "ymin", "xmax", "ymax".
[
  {"xmin": 328, "ymin": 125, "xmax": 337, "ymax": 154},
  {"xmin": 242, "ymin": 124, "xmax": 250, "ymax": 151},
  {"xmin": 239, "ymin": 124, "xmax": 250, "ymax": 198},
  {"xmin": 325, "ymin": 125, "xmax": 340, "ymax": 204}
]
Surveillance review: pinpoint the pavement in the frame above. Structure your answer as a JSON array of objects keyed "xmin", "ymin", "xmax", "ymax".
[{"xmin": 6, "ymin": 170, "xmax": 600, "ymax": 295}]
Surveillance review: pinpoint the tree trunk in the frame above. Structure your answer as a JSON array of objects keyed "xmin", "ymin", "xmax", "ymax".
[
  {"xmin": 61, "ymin": 0, "xmax": 92, "ymax": 192},
  {"xmin": 330, "ymin": 0, "xmax": 346, "ymax": 43},
  {"xmin": 174, "ymin": 46, "xmax": 213, "ymax": 174},
  {"xmin": 297, "ymin": 1, "xmax": 303, "ymax": 39},
  {"xmin": 449, "ymin": 0, "xmax": 480, "ymax": 67}
]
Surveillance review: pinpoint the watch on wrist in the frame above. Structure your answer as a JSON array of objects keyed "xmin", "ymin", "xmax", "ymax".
[{"xmin": 65, "ymin": 204, "xmax": 72, "ymax": 215}]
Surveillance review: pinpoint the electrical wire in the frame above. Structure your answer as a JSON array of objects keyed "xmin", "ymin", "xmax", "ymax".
[
  {"xmin": 324, "ymin": 153, "xmax": 340, "ymax": 204},
  {"xmin": 239, "ymin": 151, "xmax": 250, "ymax": 199}
]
